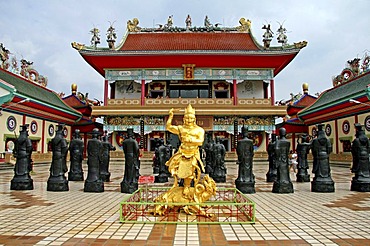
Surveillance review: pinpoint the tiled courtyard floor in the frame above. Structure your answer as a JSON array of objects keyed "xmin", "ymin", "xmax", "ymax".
[{"xmin": 0, "ymin": 161, "xmax": 370, "ymax": 245}]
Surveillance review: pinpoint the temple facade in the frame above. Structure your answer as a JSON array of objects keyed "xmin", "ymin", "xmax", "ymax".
[
  {"xmin": 72, "ymin": 16, "xmax": 307, "ymax": 157},
  {"xmin": 298, "ymin": 55, "xmax": 370, "ymax": 164}
]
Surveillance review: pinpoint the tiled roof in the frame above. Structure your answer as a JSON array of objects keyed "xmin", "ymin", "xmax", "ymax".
[
  {"xmin": 119, "ymin": 32, "xmax": 260, "ymax": 51},
  {"xmin": 0, "ymin": 69, "xmax": 81, "ymax": 116}
]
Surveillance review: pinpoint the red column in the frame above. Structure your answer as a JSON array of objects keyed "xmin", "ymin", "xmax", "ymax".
[
  {"xmin": 104, "ymin": 79, "xmax": 108, "ymax": 106},
  {"xmin": 41, "ymin": 120, "xmax": 45, "ymax": 153},
  {"xmin": 141, "ymin": 79, "xmax": 145, "ymax": 106},
  {"xmin": 335, "ymin": 119, "xmax": 339, "ymax": 154},
  {"xmin": 292, "ymin": 133, "xmax": 296, "ymax": 151},
  {"xmin": 233, "ymin": 79, "xmax": 237, "ymax": 105},
  {"xmin": 270, "ymin": 79, "xmax": 275, "ymax": 106}
]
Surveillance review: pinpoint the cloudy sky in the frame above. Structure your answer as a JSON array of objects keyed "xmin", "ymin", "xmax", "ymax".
[{"xmin": 1, "ymin": 0, "xmax": 369, "ymax": 102}]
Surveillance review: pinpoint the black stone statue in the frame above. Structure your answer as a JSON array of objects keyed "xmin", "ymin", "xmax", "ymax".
[
  {"xmin": 211, "ymin": 136, "xmax": 227, "ymax": 182},
  {"xmin": 296, "ymin": 134, "xmax": 311, "ymax": 182},
  {"xmin": 47, "ymin": 124, "xmax": 69, "ymax": 191},
  {"xmin": 10, "ymin": 124, "xmax": 33, "ymax": 190},
  {"xmin": 84, "ymin": 128, "xmax": 104, "ymax": 192},
  {"xmin": 311, "ymin": 124, "xmax": 335, "ymax": 192},
  {"xmin": 152, "ymin": 139, "xmax": 161, "ymax": 174},
  {"xmin": 155, "ymin": 139, "xmax": 172, "ymax": 183},
  {"xmin": 204, "ymin": 133, "xmax": 214, "ymax": 175},
  {"xmin": 121, "ymin": 128, "xmax": 140, "ymax": 193},
  {"xmin": 235, "ymin": 126, "xmax": 255, "ymax": 193},
  {"xmin": 350, "ymin": 123, "xmax": 370, "ymax": 191},
  {"xmin": 266, "ymin": 133, "xmax": 277, "ymax": 182},
  {"xmin": 68, "ymin": 129, "xmax": 84, "ymax": 181},
  {"xmin": 100, "ymin": 133, "xmax": 116, "ymax": 182},
  {"xmin": 272, "ymin": 127, "xmax": 294, "ymax": 193}
]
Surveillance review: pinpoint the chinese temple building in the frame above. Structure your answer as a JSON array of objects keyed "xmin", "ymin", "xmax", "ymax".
[
  {"xmin": 72, "ymin": 16, "xmax": 307, "ymax": 157},
  {"xmin": 298, "ymin": 55, "xmax": 370, "ymax": 164},
  {"xmin": 276, "ymin": 83, "xmax": 317, "ymax": 151},
  {"xmin": 0, "ymin": 65, "xmax": 82, "ymax": 163}
]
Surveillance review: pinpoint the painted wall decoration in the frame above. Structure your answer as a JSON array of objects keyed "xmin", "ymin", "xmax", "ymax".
[
  {"xmin": 7, "ymin": 116, "xmax": 17, "ymax": 132},
  {"xmin": 365, "ymin": 115, "xmax": 370, "ymax": 132},
  {"xmin": 48, "ymin": 124, "xmax": 55, "ymax": 137},
  {"xmin": 62, "ymin": 127, "xmax": 68, "ymax": 138},
  {"xmin": 325, "ymin": 124, "xmax": 332, "ymax": 137},
  {"xmin": 342, "ymin": 120, "xmax": 350, "ymax": 135},
  {"xmin": 30, "ymin": 120, "xmax": 38, "ymax": 134}
]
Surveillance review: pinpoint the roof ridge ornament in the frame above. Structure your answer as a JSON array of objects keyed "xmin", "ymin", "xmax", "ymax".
[
  {"xmin": 127, "ymin": 18, "xmax": 141, "ymax": 32},
  {"xmin": 237, "ymin": 18, "xmax": 251, "ymax": 32}
]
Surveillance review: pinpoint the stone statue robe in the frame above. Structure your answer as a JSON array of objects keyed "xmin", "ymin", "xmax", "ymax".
[
  {"xmin": 274, "ymin": 138, "xmax": 291, "ymax": 182},
  {"xmin": 351, "ymin": 134, "xmax": 370, "ymax": 179},
  {"xmin": 312, "ymin": 137, "xmax": 332, "ymax": 178},
  {"xmin": 86, "ymin": 138, "xmax": 102, "ymax": 182},
  {"xmin": 14, "ymin": 132, "xmax": 33, "ymax": 176},
  {"xmin": 69, "ymin": 138, "xmax": 84, "ymax": 173},
  {"xmin": 123, "ymin": 138, "xmax": 139, "ymax": 184},
  {"xmin": 50, "ymin": 133, "xmax": 68, "ymax": 177},
  {"xmin": 236, "ymin": 137, "xmax": 254, "ymax": 182}
]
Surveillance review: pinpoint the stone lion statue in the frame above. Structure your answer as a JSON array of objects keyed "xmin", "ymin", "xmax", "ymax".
[
  {"xmin": 150, "ymin": 175, "xmax": 217, "ymax": 217},
  {"xmin": 127, "ymin": 18, "xmax": 140, "ymax": 32}
]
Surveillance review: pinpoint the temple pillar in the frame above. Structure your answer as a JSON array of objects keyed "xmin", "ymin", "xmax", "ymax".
[
  {"xmin": 335, "ymin": 119, "xmax": 339, "ymax": 154},
  {"xmin": 270, "ymin": 79, "xmax": 275, "ymax": 106},
  {"xmin": 141, "ymin": 80, "xmax": 145, "ymax": 106},
  {"xmin": 233, "ymin": 79, "xmax": 237, "ymax": 105},
  {"xmin": 104, "ymin": 79, "xmax": 108, "ymax": 106}
]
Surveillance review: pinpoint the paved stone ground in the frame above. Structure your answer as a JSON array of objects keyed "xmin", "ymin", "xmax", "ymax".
[{"xmin": 0, "ymin": 161, "xmax": 369, "ymax": 246}]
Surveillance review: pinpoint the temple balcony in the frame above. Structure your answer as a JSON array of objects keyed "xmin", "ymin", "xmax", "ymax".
[{"xmin": 91, "ymin": 98, "xmax": 287, "ymax": 117}]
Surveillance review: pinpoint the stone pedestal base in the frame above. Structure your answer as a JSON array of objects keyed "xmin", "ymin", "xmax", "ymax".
[
  {"xmin": 10, "ymin": 176, "xmax": 33, "ymax": 190},
  {"xmin": 311, "ymin": 180, "xmax": 335, "ymax": 192},
  {"xmin": 235, "ymin": 180, "xmax": 255, "ymax": 194},
  {"xmin": 100, "ymin": 172, "xmax": 111, "ymax": 182},
  {"xmin": 121, "ymin": 181, "xmax": 138, "ymax": 194},
  {"xmin": 68, "ymin": 172, "xmax": 84, "ymax": 181},
  {"xmin": 84, "ymin": 180, "xmax": 104, "ymax": 192},
  {"xmin": 47, "ymin": 178, "xmax": 69, "ymax": 192},
  {"xmin": 272, "ymin": 181, "xmax": 294, "ymax": 193},
  {"xmin": 296, "ymin": 174, "xmax": 310, "ymax": 182},
  {"xmin": 266, "ymin": 173, "xmax": 277, "ymax": 182},
  {"xmin": 351, "ymin": 180, "xmax": 370, "ymax": 192},
  {"xmin": 155, "ymin": 174, "xmax": 168, "ymax": 183},
  {"xmin": 212, "ymin": 176, "xmax": 226, "ymax": 183}
]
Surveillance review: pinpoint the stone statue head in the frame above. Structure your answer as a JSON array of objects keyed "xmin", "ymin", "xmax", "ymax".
[
  {"xmin": 354, "ymin": 123, "xmax": 363, "ymax": 138},
  {"xmin": 127, "ymin": 128, "xmax": 134, "ymax": 138},
  {"xmin": 242, "ymin": 125, "xmax": 249, "ymax": 138},
  {"xmin": 20, "ymin": 124, "xmax": 29, "ymax": 133},
  {"xmin": 271, "ymin": 133, "xmax": 276, "ymax": 142},
  {"xmin": 73, "ymin": 129, "xmax": 80, "ymax": 139},
  {"xmin": 92, "ymin": 128, "xmax": 100, "ymax": 138},
  {"xmin": 278, "ymin": 127, "xmax": 286, "ymax": 138},
  {"xmin": 56, "ymin": 124, "xmax": 65, "ymax": 135}
]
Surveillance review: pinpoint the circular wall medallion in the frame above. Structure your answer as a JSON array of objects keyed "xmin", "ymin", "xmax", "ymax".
[
  {"xmin": 342, "ymin": 120, "xmax": 350, "ymax": 134},
  {"xmin": 325, "ymin": 124, "xmax": 332, "ymax": 136},
  {"xmin": 365, "ymin": 116, "xmax": 370, "ymax": 132},
  {"xmin": 30, "ymin": 120, "xmax": 38, "ymax": 134},
  {"xmin": 7, "ymin": 116, "xmax": 17, "ymax": 132},
  {"xmin": 48, "ymin": 124, "xmax": 55, "ymax": 137},
  {"xmin": 63, "ymin": 127, "xmax": 68, "ymax": 138}
]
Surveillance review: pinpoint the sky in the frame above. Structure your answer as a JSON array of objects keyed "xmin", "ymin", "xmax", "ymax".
[{"xmin": 1, "ymin": 0, "xmax": 369, "ymax": 103}]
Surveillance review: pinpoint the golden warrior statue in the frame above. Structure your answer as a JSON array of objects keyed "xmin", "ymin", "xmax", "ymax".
[
  {"xmin": 166, "ymin": 104, "xmax": 205, "ymax": 196},
  {"xmin": 151, "ymin": 104, "xmax": 217, "ymax": 217}
]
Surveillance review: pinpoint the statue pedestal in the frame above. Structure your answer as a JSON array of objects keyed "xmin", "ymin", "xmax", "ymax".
[
  {"xmin": 351, "ymin": 179, "xmax": 370, "ymax": 192},
  {"xmin": 47, "ymin": 177, "xmax": 69, "ymax": 191},
  {"xmin": 121, "ymin": 181, "xmax": 138, "ymax": 194},
  {"xmin": 311, "ymin": 180, "xmax": 335, "ymax": 192},
  {"xmin": 155, "ymin": 174, "xmax": 168, "ymax": 183},
  {"xmin": 272, "ymin": 181, "xmax": 294, "ymax": 193},
  {"xmin": 68, "ymin": 171, "xmax": 84, "ymax": 181},
  {"xmin": 100, "ymin": 172, "xmax": 111, "ymax": 182},
  {"xmin": 84, "ymin": 180, "xmax": 104, "ymax": 192},
  {"xmin": 235, "ymin": 180, "xmax": 255, "ymax": 194},
  {"xmin": 296, "ymin": 174, "xmax": 310, "ymax": 182},
  {"xmin": 266, "ymin": 172, "xmax": 277, "ymax": 182},
  {"xmin": 10, "ymin": 175, "xmax": 33, "ymax": 190}
]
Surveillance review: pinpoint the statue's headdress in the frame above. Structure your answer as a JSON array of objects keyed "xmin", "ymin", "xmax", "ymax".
[{"xmin": 185, "ymin": 104, "xmax": 195, "ymax": 115}]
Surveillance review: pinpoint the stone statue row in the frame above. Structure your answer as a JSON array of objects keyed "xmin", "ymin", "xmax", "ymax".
[{"xmin": 10, "ymin": 125, "xmax": 143, "ymax": 194}]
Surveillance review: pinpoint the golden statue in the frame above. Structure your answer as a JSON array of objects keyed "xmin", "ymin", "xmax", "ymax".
[
  {"xmin": 151, "ymin": 104, "xmax": 217, "ymax": 217},
  {"xmin": 237, "ymin": 18, "xmax": 251, "ymax": 32}
]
